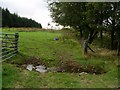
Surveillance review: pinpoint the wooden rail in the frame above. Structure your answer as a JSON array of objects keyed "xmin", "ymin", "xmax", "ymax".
[{"xmin": 0, "ymin": 32, "xmax": 19, "ymax": 63}]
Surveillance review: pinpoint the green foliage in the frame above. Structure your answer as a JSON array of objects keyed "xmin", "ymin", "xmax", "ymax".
[
  {"xmin": 1, "ymin": 8, "xmax": 42, "ymax": 28},
  {"xmin": 49, "ymin": 2, "xmax": 86, "ymax": 29},
  {"xmin": 48, "ymin": 2, "xmax": 120, "ymax": 54}
]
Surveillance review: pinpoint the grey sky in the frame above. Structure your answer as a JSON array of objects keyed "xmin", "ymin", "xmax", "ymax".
[{"xmin": 0, "ymin": 0, "xmax": 60, "ymax": 29}]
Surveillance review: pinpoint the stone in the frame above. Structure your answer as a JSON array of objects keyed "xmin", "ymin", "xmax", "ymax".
[
  {"xmin": 26, "ymin": 64, "xmax": 34, "ymax": 71},
  {"xmin": 35, "ymin": 65, "xmax": 47, "ymax": 73},
  {"xmin": 79, "ymin": 72, "xmax": 87, "ymax": 76}
]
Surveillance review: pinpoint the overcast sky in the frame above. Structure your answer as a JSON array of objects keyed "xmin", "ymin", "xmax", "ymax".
[{"xmin": 0, "ymin": 0, "xmax": 61, "ymax": 29}]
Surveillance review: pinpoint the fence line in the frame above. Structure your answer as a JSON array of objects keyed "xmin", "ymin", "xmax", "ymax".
[{"xmin": 0, "ymin": 32, "xmax": 19, "ymax": 63}]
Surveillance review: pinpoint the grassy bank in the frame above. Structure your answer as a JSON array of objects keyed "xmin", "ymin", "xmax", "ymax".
[{"xmin": 2, "ymin": 28, "xmax": 118, "ymax": 88}]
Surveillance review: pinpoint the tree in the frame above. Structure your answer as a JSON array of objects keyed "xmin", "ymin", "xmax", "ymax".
[
  {"xmin": 1, "ymin": 7, "xmax": 42, "ymax": 28},
  {"xmin": 49, "ymin": 2, "xmax": 86, "ymax": 38},
  {"xmin": 49, "ymin": 2, "xmax": 104, "ymax": 54},
  {"xmin": 48, "ymin": 2, "xmax": 120, "ymax": 55},
  {"xmin": 103, "ymin": 3, "xmax": 120, "ymax": 50}
]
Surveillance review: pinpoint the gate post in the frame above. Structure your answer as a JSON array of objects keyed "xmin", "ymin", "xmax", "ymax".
[{"xmin": 15, "ymin": 32, "xmax": 19, "ymax": 53}]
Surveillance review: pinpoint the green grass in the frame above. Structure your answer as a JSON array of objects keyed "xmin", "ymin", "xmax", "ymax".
[
  {"xmin": 2, "ymin": 63, "xmax": 118, "ymax": 88},
  {"xmin": 1, "ymin": 28, "xmax": 118, "ymax": 88}
]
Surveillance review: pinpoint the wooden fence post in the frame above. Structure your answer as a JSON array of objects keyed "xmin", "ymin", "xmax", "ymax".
[{"xmin": 15, "ymin": 32, "xmax": 19, "ymax": 53}]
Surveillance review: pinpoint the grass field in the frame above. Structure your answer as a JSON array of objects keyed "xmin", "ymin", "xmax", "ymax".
[{"xmin": 1, "ymin": 28, "xmax": 118, "ymax": 88}]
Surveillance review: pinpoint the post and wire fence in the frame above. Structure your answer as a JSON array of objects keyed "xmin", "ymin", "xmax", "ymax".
[{"xmin": 0, "ymin": 32, "xmax": 19, "ymax": 63}]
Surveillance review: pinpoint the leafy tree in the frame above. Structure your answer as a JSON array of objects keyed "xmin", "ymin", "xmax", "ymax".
[
  {"xmin": 49, "ymin": 2, "xmax": 86, "ymax": 38},
  {"xmin": 48, "ymin": 2, "xmax": 120, "ymax": 55}
]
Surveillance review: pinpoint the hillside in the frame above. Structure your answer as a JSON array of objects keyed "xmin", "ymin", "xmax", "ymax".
[{"xmin": 1, "ymin": 7, "xmax": 42, "ymax": 28}]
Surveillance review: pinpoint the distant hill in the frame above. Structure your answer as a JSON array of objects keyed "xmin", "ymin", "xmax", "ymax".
[{"xmin": 1, "ymin": 7, "xmax": 42, "ymax": 28}]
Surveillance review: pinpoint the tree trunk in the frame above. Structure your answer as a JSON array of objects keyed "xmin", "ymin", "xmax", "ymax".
[
  {"xmin": 88, "ymin": 31, "xmax": 98, "ymax": 44},
  {"xmin": 83, "ymin": 40, "xmax": 88, "ymax": 55},
  {"xmin": 117, "ymin": 29, "xmax": 120, "ymax": 56},
  {"xmin": 111, "ymin": 19, "xmax": 115, "ymax": 50},
  {"xmin": 83, "ymin": 31, "xmax": 98, "ymax": 55},
  {"xmin": 100, "ymin": 30, "xmax": 103, "ymax": 47},
  {"xmin": 111, "ymin": 29, "xmax": 115, "ymax": 50},
  {"xmin": 117, "ymin": 41, "xmax": 120, "ymax": 56},
  {"xmin": 100, "ymin": 30, "xmax": 103, "ymax": 39},
  {"xmin": 80, "ymin": 30, "xmax": 83, "ymax": 38}
]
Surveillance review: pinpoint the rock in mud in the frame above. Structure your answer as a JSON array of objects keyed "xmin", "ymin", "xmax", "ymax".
[
  {"xmin": 35, "ymin": 65, "xmax": 47, "ymax": 73},
  {"xmin": 26, "ymin": 64, "xmax": 34, "ymax": 71}
]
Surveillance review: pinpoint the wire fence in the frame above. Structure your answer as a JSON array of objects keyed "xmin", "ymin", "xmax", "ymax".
[{"xmin": 0, "ymin": 32, "xmax": 19, "ymax": 63}]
